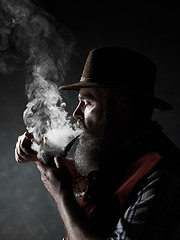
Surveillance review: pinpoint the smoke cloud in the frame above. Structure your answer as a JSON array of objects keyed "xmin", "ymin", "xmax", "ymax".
[{"xmin": 0, "ymin": 0, "xmax": 81, "ymax": 162}]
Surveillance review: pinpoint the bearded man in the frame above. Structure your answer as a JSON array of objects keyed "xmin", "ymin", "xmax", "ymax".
[{"xmin": 15, "ymin": 47, "xmax": 180, "ymax": 240}]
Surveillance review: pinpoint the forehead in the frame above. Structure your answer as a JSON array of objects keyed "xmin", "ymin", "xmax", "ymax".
[{"xmin": 78, "ymin": 88, "xmax": 104, "ymax": 101}]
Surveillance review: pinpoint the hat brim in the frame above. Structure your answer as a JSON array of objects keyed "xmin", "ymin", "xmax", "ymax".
[
  {"xmin": 153, "ymin": 97, "xmax": 173, "ymax": 111},
  {"xmin": 59, "ymin": 81, "xmax": 108, "ymax": 90},
  {"xmin": 59, "ymin": 82, "xmax": 173, "ymax": 111}
]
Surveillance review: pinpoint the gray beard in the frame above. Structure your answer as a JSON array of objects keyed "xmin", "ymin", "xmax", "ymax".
[
  {"xmin": 74, "ymin": 121, "xmax": 110, "ymax": 176},
  {"xmin": 74, "ymin": 90, "xmax": 112, "ymax": 176}
]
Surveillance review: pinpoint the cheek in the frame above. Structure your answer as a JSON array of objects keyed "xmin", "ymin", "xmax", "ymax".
[
  {"xmin": 84, "ymin": 109, "xmax": 94, "ymax": 129},
  {"xmin": 84, "ymin": 107, "xmax": 103, "ymax": 130}
]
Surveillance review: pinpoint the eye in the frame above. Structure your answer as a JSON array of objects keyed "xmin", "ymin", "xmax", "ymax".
[{"xmin": 84, "ymin": 99, "xmax": 91, "ymax": 107}]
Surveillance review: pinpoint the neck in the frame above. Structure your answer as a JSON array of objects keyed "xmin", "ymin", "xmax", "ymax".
[
  {"xmin": 99, "ymin": 121, "xmax": 163, "ymax": 173},
  {"xmin": 106, "ymin": 120, "xmax": 152, "ymax": 150}
]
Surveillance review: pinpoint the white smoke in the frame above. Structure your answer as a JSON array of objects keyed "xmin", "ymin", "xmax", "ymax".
[
  {"xmin": 23, "ymin": 62, "xmax": 81, "ymax": 161},
  {"xmin": 0, "ymin": 0, "xmax": 82, "ymax": 162}
]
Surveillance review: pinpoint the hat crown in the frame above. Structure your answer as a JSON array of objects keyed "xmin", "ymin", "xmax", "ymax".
[{"xmin": 81, "ymin": 47, "xmax": 156, "ymax": 96}]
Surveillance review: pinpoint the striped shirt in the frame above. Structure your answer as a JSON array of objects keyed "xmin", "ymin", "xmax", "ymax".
[{"xmin": 107, "ymin": 171, "xmax": 160, "ymax": 239}]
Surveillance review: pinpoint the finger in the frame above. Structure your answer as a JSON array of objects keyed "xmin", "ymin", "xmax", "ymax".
[
  {"xmin": 25, "ymin": 131, "xmax": 33, "ymax": 140},
  {"xmin": 15, "ymin": 142, "xmax": 20, "ymax": 162},
  {"xmin": 16, "ymin": 140, "xmax": 37, "ymax": 162},
  {"xmin": 18, "ymin": 132, "xmax": 29, "ymax": 143},
  {"xmin": 15, "ymin": 132, "xmax": 37, "ymax": 163},
  {"xmin": 54, "ymin": 155, "xmax": 64, "ymax": 168},
  {"xmin": 20, "ymin": 135, "xmax": 37, "ymax": 156},
  {"xmin": 63, "ymin": 158, "xmax": 77, "ymax": 181},
  {"xmin": 15, "ymin": 146, "xmax": 27, "ymax": 163},
  {"xmin": 15, "ymin": 145, "xmax": 21, "ymax": 163},
  {"xmin": 15, "ymin": 141, "xmax": 26, "ymax": 163},
  {"xmin": 18, "ymin": 135, "xmax": 22, "ymax": 142},
  {"xmin": 16, "ymin": 141, "xmax": 29, "ymax": 158}
]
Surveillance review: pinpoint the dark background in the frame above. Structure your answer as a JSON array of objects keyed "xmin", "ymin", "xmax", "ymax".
[{"xmin": 1, "ymin": 1, "xmax": 180, "ymax": 239}]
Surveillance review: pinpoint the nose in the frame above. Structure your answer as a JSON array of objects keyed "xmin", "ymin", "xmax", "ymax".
[{"xmin": 73, "ymin": 102, "xmax": 84, "ymax": 120}]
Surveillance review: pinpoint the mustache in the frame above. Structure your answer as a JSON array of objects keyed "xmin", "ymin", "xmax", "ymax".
[{"xmin": 77, "ymin": 120, "xmax": 86, "ymax": 131}]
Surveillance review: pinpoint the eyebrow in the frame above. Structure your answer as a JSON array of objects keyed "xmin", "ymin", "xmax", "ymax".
[{"xmin": 78, "ymin": 93, "xmax": 96, "ymax": 101}]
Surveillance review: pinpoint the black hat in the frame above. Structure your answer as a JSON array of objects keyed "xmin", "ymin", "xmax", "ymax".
[{"xmin": 59, "ymin": 47, "xmax": 173, "ymax": 111}]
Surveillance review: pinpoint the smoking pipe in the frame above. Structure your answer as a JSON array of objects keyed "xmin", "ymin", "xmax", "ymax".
[{"xmin": 45, "ymin": 135, "xmax": 80, "ymax": 167}]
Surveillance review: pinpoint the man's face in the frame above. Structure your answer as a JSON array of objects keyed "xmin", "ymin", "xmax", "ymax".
[
  {"xmin": 73, "ymin": 88, "xmax": 104, "ymax": 134},
  {"xmin": 73, "ymin": 87, "xmax": 109, "ymax": 175}
]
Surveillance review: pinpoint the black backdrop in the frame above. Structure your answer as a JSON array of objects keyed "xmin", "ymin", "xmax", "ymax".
[{"xmin": 1, "ymin": 1, "xmax": 180, "ymax": 239}]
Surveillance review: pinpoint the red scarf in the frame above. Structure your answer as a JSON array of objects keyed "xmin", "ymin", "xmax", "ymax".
[
  {"xmin": 80, "ymin": 151, "xmax": 163, "ymax": 216},
  {"xmin": 113, "ymin": 151, "xmax": 163, "ymax": 212}
]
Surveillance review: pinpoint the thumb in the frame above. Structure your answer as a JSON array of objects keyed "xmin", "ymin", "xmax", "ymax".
[
  {"xmin": 25, "ymin": 131, "xmax": 33, "ymax": 140},
  {"xmin": 54, "ymin": 155, "xmax": 65, "ymax": 168},
  {"xmin": 54, "ymin": 156, "xmax": 73, "ymax": 183}
]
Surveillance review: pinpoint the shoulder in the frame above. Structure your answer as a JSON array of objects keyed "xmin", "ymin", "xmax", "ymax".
[
  {"xmin": 107, "ymin": 170, "xmax": 161, "ymax": 239},
  {"xmin": 109, "ymin": 155, "xmax": 180, "ymax": 240}
]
